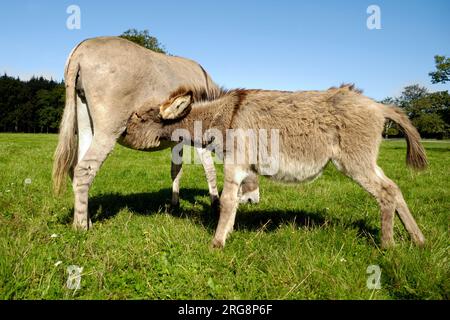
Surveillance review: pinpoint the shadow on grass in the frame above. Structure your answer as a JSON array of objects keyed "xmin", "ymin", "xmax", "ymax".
[{"xmin": 78, "ymin": 187, "xmax": 379, "ymax": 243}]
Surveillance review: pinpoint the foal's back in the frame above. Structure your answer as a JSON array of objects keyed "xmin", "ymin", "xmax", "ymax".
[{"xmin": 233, "ymin": 85, "xmax": 386, "ymax": 162}]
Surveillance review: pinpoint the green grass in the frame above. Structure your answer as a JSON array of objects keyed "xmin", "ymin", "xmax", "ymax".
[{"xmin": 0, "ymin": 134, "xmax": 448, "ymax": 299}]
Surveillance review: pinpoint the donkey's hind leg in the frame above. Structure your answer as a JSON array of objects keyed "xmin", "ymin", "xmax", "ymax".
[
  {"xmin": 76, "ymin": 96, "xmax": 93, "ymax": 165},
  {"xmin": 385, "ymin": 173, "xmax": 425, "ymax": 246},
  {"xmin": 334, "ymin": 160, "xmax": 397, "ymax": 248},
  {"xmin": 72, "ymin": 133, "xmax": 116, "ymax": 230},
  {"xmin": 363, "ymin": 166, "xmax": 424, "ymax": 246},
  {"xmin": 356, "ymin": 167, "xmax": 397, "ymax": 248},
  {"xmin": 334, "ymin": 158, "xmax": 424, "ymax": 247}
]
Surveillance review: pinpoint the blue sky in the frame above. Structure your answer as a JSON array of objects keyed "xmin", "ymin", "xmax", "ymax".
[{"xmin": 0, "ymin": 0, "xmax": 449, "ymax": 100}]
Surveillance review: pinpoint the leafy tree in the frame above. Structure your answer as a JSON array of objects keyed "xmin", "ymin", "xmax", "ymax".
[
  {"xmin": 120, "ymin": 29, "xmax": 167, "ymax": 54},
  {"xmin": 414, "ymin": 91, "xmax": 450, "ymax": 122},
  {"xmin": 36, "ymin": 86, "xmax": 65, "ymax": 132},
  {"xmin": 396, "ymin": 85, "xmax": 428, "ymax": 107},
  {"xmin": 388, "ymin": 84, "xmax": 450, "ymax": 139},
  {"xmin": 412, "ymin": 113, "xmax": 446, "ymax": 139},
  {"xmin": 429, "ymin": 55, "xmax": 450, "ymax": 84},
  {"xmin": 0, "ymin": 74, "xmax": 64, "ymax": 133}
]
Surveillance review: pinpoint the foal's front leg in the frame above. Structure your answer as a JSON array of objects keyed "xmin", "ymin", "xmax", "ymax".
[{"xmin": 211, "ymin": 165, "xmax": 248, "ymax": 248}]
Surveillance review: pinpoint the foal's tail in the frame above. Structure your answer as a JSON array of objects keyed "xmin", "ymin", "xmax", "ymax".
[
  {"xmin": 381, "ymin": 105, "xmax": 428, "ymax": 171},
  {"xmin": 52, "ymin": 59, "xmax": 79, "ymax": 195}
]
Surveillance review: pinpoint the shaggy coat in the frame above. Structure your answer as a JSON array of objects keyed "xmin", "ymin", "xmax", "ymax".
[{"xmin": 125, "ymin": 84, "xmax": 427, "ymax": 248}]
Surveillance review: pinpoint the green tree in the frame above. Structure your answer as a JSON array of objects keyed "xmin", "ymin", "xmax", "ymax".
[
  {"xmin": 36, "ymin": 85, "xmax": 65, "ymax": 133},
  {"xmin": 396, "ymin": 85, "xmax": 428, "ymax": 106},
  {"xmin": 120, "ymin": 29, "xmax": 167, "ymax": 54},
  {"xmin": 414, "ymin": 91, "xmax": 450, "ymax": 123},
  {"xmin": 0, "ymin": 74, "xmax": 64, "ymax": 133},
  {"xmin": 390, "ymin": 84, "xmax": 450, "ymax": 139},
  {"xmin": 412, "ymin": 113, "xmax": 446, "ymax": 138},
  {"xmin": 394, "ymin": 84, "xmax": 429, "ymax": 121},
  {"xmin": 429, "ymin": 55, "xmax": 450, "ymax": 84}
]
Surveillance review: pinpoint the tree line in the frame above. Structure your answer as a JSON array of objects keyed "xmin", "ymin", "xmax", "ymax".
[
  {"xmin": 0, "ymin": 29, "xmax": 165, "ymax": 134},
  {"xmin": 0, "ymin": 30, "xmax": 448, "ymax": 138},
  {"xmin": 0, "ymin": 75, "xmax": 64, "ymax": 133}
]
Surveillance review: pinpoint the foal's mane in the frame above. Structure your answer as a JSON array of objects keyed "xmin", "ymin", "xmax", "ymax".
[
  {"xmin": 166, "ymin": 85, "xmax": 294, "ymax": 109},
  {"xmin": 167, "ymin": 85, "xmax": 230, "ymax": 103},
  {"xmin": 168, "ymin": 82, "xmax": 363, "ymax": 105}
]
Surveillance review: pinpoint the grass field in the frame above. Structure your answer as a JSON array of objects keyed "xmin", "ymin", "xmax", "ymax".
[{"xmin": 0, "ymin": 133, "xmax": 448, "ymax": 299}]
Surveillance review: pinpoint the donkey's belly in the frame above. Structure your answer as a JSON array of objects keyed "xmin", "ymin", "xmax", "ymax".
[
  {"xmin": 261, "ymin": 154, "xmax": 329, "ymax": 183},
  {"xmin": 117, "ymin": 136, "xmax": 175, "ymax": 152}
]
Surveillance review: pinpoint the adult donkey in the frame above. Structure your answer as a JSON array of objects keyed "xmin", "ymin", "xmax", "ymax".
[{"xmin": 52, "ymin": 37, "xmax": 259, "ymax": 230}]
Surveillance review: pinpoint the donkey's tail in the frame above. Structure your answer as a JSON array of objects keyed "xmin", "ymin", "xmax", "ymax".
[
  {"xmin": 381, "ymin": 105, "xmax": 428, "ymax": 171},
  {"xmin": 52, "ymin": 59, "xmax": 79, "ymax": 195}
]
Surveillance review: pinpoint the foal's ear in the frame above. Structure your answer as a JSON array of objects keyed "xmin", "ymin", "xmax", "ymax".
[{"xmin": 159, "ymin": 92, "xmax": 193, "ymax": 120}]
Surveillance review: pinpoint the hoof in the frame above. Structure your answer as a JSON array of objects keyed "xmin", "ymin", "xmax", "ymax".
[
  {"xmin": 211, "ymin": 238, "xmax": 225, "ymax": 249},
  {"xmin": 171, "ymin": 192, "xmax": 180, "ymax": 207},
  {"xmin": 411, "ymin": 232, "xmax": 426, "ymax": 247},
  {"xmin": 380, "ymin": 238, "xmax": 395, "ymax": 249},
  {"xmin": 72, "ymin": 219, "xmax": 92, "ymax": 231}
]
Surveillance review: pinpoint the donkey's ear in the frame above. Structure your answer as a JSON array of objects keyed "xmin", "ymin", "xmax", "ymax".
[{"xmin": 159, "ymin": 92, "xmax": 193, "ymax": 119}]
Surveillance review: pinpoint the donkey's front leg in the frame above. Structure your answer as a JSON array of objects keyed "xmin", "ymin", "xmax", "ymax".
[
  {"xmin": 170, "ymin": 146, "xmax": 183, "ymax": 206},
  {"xmin": 211, "ymin": 165, "xmax": 248, "ymax": 248},
  {"xmin": 195, "ymin": 147, "xmax": 220, "ymax": 210}
]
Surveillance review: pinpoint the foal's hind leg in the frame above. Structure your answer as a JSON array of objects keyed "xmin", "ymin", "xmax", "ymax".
[
  {"xmin": 370, "ymin": 166, "xmax": 425, "ymax": 246},
  {"xmin": 353, "ymin": 167, "xmax": 397, "ymax": 248},
  {"xmin": 388, "ymin": 176, "xmax": 425, "ymax": 246},
  {"xmin": 72, "ymin": 133, "xmax": 116, "ymax": 230},
  {"xmin": 336, "ymin": 162, "xmax": 397, "ymax": 247},
  {"xmin": 334, "ymin": 159, "xmax": 424, "ymax": 247}
]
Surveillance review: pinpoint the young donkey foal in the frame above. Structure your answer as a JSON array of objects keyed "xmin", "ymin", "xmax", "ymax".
[{"xmin": 125, "ymin": 84, "xmax": 427, "ymax": 249}]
